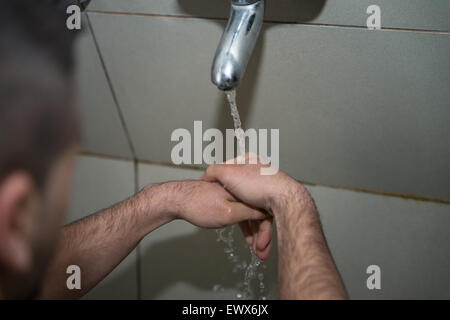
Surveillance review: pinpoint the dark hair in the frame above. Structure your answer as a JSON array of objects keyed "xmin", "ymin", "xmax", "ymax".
[{"xmin": 0, "ymin": 1, "xmax": 80, "ymax": 188}]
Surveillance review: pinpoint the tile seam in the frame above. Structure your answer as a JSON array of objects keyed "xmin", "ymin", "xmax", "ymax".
[
  {"xmin": 84, "ymin": 12, "xmax": 138, "ymax": 159},
  {"xmin": 77, "ymin": 151, "xmax": 450, "ymax": 205},
  {"xmin": 86, "ymin": 10, "xmax": 449, "ymax": 34}
]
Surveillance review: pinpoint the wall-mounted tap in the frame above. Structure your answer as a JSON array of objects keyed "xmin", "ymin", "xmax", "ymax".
[{"xmin": 211, "ymin": 0, "xmax": 265, "ymax": 91}]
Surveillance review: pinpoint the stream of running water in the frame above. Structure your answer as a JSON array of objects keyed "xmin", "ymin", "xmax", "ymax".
[{"xmin": 213, "ymin": 89, "xmax": 267, "ymax": 300}]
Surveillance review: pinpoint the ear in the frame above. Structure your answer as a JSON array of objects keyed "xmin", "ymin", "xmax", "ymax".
[{"xmin": 0, "ymin": 172, "xmax": 36, "ymax": 273}]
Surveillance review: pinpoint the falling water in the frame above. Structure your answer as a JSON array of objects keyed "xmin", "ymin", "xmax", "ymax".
[
  {"xmin": 213, "ymin": 89, "xmax": 267, "ymax": 300},
  {"xmin": 225, "ymin": 89, "xmax": 245, "ymax": 158}
]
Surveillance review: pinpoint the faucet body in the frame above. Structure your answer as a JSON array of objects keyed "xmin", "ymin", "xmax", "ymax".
[{"xmin": 211, "ymin": 0, "xmax": 265, "ymax": 91}]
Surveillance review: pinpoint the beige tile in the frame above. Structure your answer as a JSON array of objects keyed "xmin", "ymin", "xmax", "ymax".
[
  {"xmin": 67, "ymin": 155, "xmax": 137, "ymax": 299},
  {"xmin": 89, "ymin": 0, "xmax": 449, "ymax": 31},
  {"xmin": 75, "ymin": 15, "xmax": 132, "ymax": 158},
  {"xmin": 67, "ymin": 155, "xmax": 135, "ymax": 223},
  {"xmin": 88, "ymin": 13, "xmax": 450, "ymax": 200},
  {"xmin": 306, "ymin": 184, "xmax": 450, "ymax": 299}
]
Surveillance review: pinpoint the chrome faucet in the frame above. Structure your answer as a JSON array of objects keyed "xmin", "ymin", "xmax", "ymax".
[{"xmin": 211, "ymin": 0, "xmax": 265, "ymax": 91}]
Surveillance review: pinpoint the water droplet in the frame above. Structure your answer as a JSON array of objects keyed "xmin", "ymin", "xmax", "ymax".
[
  {"xmin": 236, "ymin": 292, "xmax": 242, "ymax": 299},
  {"xmin": 213, "ymin": 284, "xmax": 223, "ymax": 292}
]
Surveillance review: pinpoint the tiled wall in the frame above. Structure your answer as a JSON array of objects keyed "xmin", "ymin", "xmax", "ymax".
[{"xmin": 71, "ymin": 1, "xmax": 450, "ymax": 299}]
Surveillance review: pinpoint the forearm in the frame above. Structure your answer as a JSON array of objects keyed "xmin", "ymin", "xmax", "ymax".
[
  {"xmin": 274, "ymin": 185, "xmax": 348, "ymax": 300},
  {"xmin": 39, "ymin": 184, "xmax": 172, "ymax": 299}
]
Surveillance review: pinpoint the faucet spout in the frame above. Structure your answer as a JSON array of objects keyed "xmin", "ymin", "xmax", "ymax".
[{"xmin": 211, "ymin": 0, "xmax": 265, "ymax": 91}]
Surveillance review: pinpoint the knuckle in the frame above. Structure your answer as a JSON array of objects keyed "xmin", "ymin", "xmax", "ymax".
[
  {"xmin": 222, "ymin": 164, "xmax": 233, "ymax": 176},
  {"xmin": 206, "ymin": 163, "xmax": 218, "ymax": 177}
]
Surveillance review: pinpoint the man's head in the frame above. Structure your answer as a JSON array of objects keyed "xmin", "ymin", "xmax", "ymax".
[{"xmin": 0, "ymin": 1, "xmax": 80, "ymax": 298}]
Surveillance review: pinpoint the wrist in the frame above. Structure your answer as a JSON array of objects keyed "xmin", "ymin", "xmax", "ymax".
[
  {"xmin": 270, "ymin": 180, "xmax": 317, "ymax": 224},
  {"xmin": 134, "ymin": 182, "xmax": 177, "ymax": 238}
]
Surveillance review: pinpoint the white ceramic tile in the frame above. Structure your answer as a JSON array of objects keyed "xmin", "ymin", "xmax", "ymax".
[
  {"xmin": 75, "ymin": 15, "xmax": 133, "ymax": 158},
  {"xmin": 88, "ymin": 13, "xmax": 450, "ymax": 200},
  {"xmin": 137, "ymin": 163, "xmax": 278, "ymax": 299},
  {"xmin": 67, "ymin": 155, "xmax": 137, "ymax": 299},
  {"xmin": 89, "ymin": 0, "xmax": 449, "ymax": 31}
]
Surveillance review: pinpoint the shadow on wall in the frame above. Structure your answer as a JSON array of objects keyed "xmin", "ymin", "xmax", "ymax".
[
  {"xmin": 140, "ymin": 228, "xmax": 278, "ymax": 299},
  {"xmin": 85, "ymin": 228, "xmax": 277, "ymax": 299},
  {"xmin": 177, "ymin": 0, "xmax": 326, "ymax": 22},
  {"xmin": 178, "ymin": 0, "xmax": 326, "ymax": 156}
]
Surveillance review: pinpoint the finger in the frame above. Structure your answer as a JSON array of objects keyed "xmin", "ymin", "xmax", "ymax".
[
  {"xmin": 225, "ymin": 157, "xmax": 237, "ymax": 164},
  {"xmin": 248, "ymin": 221, "xmax": 259, "ymax": 258},
  {"xmin": 200, "ymin": 168, "xmax": 219, "ymax": 181},
  {"xmin": 239, "ymin": 221, "xmax": 253, "ymax": 246},
  {"xmin": 255, "ymin": 218, "xmax": 273, "ymax": 261},
  {"xmin": 246, "ymin": 152, "xmax": 261, "ymax": 164},
  {"xmin": 255, "ymin": 239, "xmax": 272, "ymax": 261},
  {"xmin": 225, "ymin": 152, "xmax": 260, "ymax": 165},
  {"xmin": 202, "ymin": 164, "xmax": 228, "ymax": 183},
  {"xmin": 227, "ymin": 201, "xmax": 266, "ymax": 224},
  {"xmin": 249, "ymin": 220, "xmax": 258, "ymax": 254},
  {"xmin": 256, "ymin": 217, "xmax": 273, "ymax": 251}
]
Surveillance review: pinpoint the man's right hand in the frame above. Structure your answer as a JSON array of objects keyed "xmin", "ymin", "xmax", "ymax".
[
  {"xmin": 201, "ymin": 153, "xmax": 315, "ymax": 261},
  {"xmin": 202, "ymin": 153, "xmax": 313, "ymax": 217}
]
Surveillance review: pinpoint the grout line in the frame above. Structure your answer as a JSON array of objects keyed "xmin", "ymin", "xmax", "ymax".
[
  {"xmin": 84, "ymin": 12, "xmax": 138, "ymax": 159},
  {"xmin": 77, "ymin": 151, "xmax": 450, "ymax": 205},
  {"xmin": 79, "ymin": 150, "xmax": 134, "ymax": 162},
  {"xmin": 87, "ymin": 9, "xmax": 227, "ymax": 21},
  {"xmin": 291, "ymin": 22, "xmax": 449, "ymax": 35},
  {"xmin": 86, "ymin": 9, "xmax": 449, "ymax": 34},
  {"xmin": 136, "ymin": 158, "xmax": 205, "ymax": 171},
  {"xmin": 300, "ymin": 180, "xmax": 450, "ymax": 205}
]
